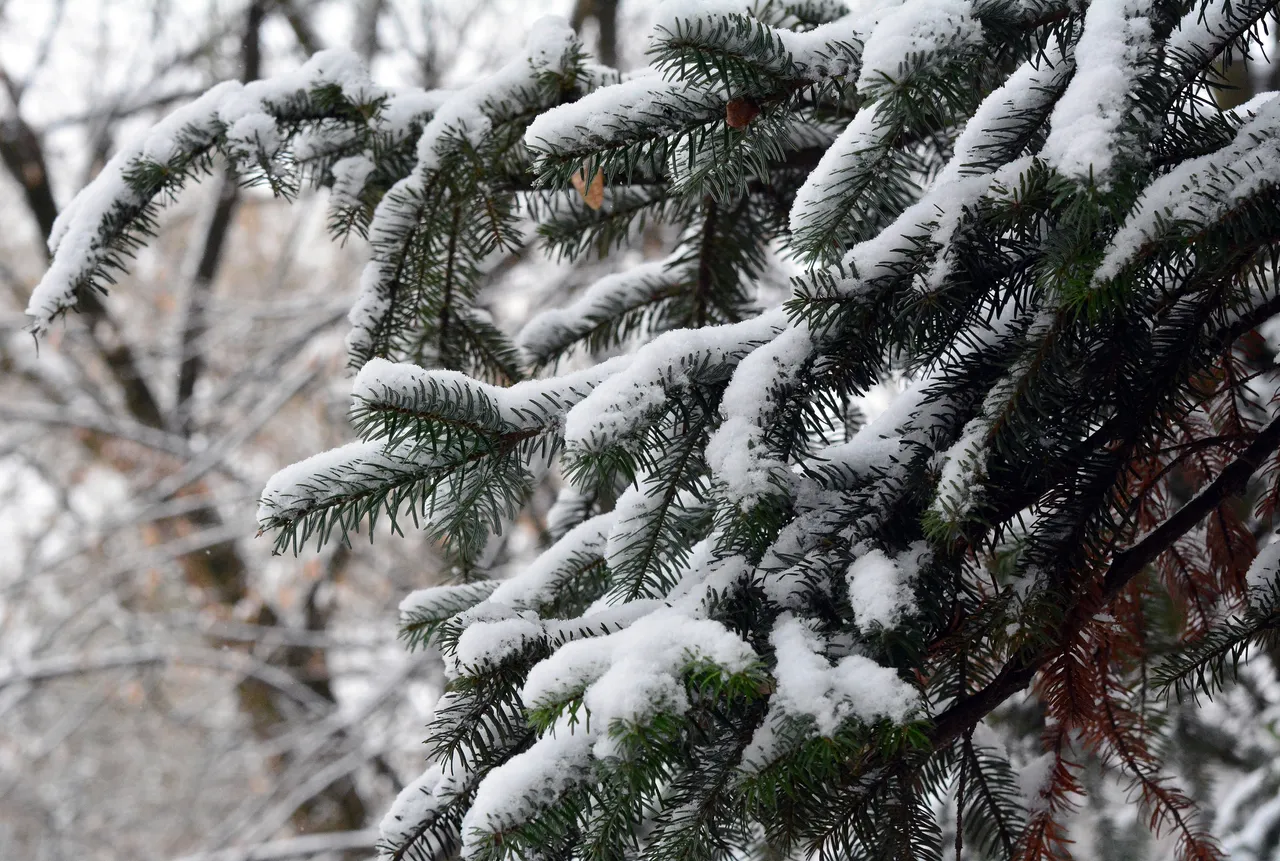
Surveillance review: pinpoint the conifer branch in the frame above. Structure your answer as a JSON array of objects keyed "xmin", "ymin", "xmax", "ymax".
[{"xmin": 933, "ymin": 413, "xmax": 1280, "ymax": 749}]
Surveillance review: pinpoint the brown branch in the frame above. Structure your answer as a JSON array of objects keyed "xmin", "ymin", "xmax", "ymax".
[
  {"xmin": 173, "ymin": 0, "xmax": 264, "ymax": 433},
  {"xmin": 278, "ymin": 0, "xmax": 324, "ymax": 56},
  {"xmin": 930, "ymin": 413, "xmax": 1280, "ymax": 750},
  {"xmin": 1103, "ymin": 413, "xmax": 1280, "ymax": 599}
]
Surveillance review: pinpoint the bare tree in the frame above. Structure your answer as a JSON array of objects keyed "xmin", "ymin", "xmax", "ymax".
[
  {"xmin": 0, "ymin": 1, "xmax": 642, "ymax": 858},
  {"xmin": 0, "ymin": 2, "xmax": 438, "ymax": 858}
]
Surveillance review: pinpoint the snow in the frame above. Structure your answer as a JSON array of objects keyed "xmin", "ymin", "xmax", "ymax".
[
  {"xmin": 841, "ymin": 167, "xmax": 1000, "ymax": 292},
  {"xmin": 524, "ymin": 69, "xmax": 721, "ymax": 157},
  {"xmin": 931, "ymin": 415, "xmax": 987, "ymax": 518},
  {"xmin": 855, "ymin": 0, "xmax": 980, "ymax": 97},
  {"xmin": 1018, "ymin": 750, "xmax": 1057, "ymax": 811},
  {"xmin": 516, "ymin": 257, "xmax": 683, "ymax": 361},
  {"xmin": 650, "ymin": 1, "xmax": 863, "ymax": 81},
  {"xmin": 453, "ymin": 612, "xmax": 546, "ymax": 672},
  {"xmin": 603, "ymin": 479, "xmax": 664, "ymax": 567},
  {"xmin": 587, "ymin": 669, "xmax": 688, "ymax": 757},
  {"xmin": 460, "ymin": 717, "xmax": 596, "ymax": 857},
  {"xmin": 766, "ymin": 615, "xmax": 919, "ymax": 736},
  {"xmin": 353, "ymin": 355, "xmax": 633, "ymax": 432},
  {"xmin": 258, "ymin": 352, "xmax": 634, "ymax": 541},
  {"xmin": 521, "ymin": 610, "xmax": 757, "ymax": 722},
  {"xmin": 399, "ymin": 580, "xmax": 501, "ymax": 620},
  {"xmin": 650, "ymin": 0, "xmax": 755, "ymax": 34},
  {"xmin": 1041, "ymin": 0, "xmax": 1154, "ymax": 186},
  {"xmin": 806, "ymin": 374, "xmax": 935, "ymax": 478},
  {"xmin": 1093, "ymin": 93, "xmax": 1280, "ymax": 283},
  {"xmin": 935, "ymin": 47, "xmax": 1069, "ymax": 185},
  {"xmin": 345, "ymin": 258, "xmax": 398, "ymax": 362},
  {"xmin": 788, "ymin": 102, "xmax": 897, "ymax": 242},
  {"xmin": 416, "ymin": 17, "xmax": 578, "ymax": 171},
  {"xmin": 223, "ymin": 110, "xmax": 285, "ymax": 160},
  {"xmin": 786, "ymin": 0, "xmax": 999, "ymax": 248},
  {"xmin": 564, "ymin": 308, "xmax": 786, "ymax": 451},
  {"xmin": 379, "ymin": 766, "xmax": 444, "ymax": 848},
  {"xmin": 257, "ymin": 438, "xmax": 410, "ymax": 525},
  {"xmin": 292, "ymin": 122, "xmax": 364, "ymax": 164},
  {"xmin": 754, "ymin": 307, "xmax": 1018, "ymax": 598},
  {"xmin": 706, "ymin": 322, "xmax": 815, "ymax": 505},
  {"xmin": 970, "ymin": 719, "xmax": 1005, "ymax": 754},
  {"xmin": 376, "ymin": 88, "xmax": 452, "ymax": 138},
  {"xmin": 487, "ymin": 512, "xmax": 618, "ymax": 610},
  {"xmin": 29, "ymin": 49, "xmax": 380, "ymax": 332},
  {"xmin": 345, "ymin": 18, "xmax": 580, "ymax": 361},
  {"xmin": 1247, "ymin": 534, "xmax": 1280, "ymax": 594},
  {"xmin": 329, "ymin": 155, "xmax": 376, "ymax": 210},
  {"xmin": 547, "ymin": 484, "xmax": 598, "ymax": 538},
  {"xmin": 778, "ymin": 16, "xmax": 864, "ymax": 79},
  {"xmin": 832, "ymin": 50, "xmax": 1065, "ymax": 289},
  {"xmin": 1165, "ymin": 0, "xmax": 1234, "ymax": 63},
  {"xmin": 546, "ymin": 599, "xmax": 666, "ymax": 645},
  {"xmin": 380, "ymin": 754, "xmax": 476, "ymax": 853},
  {"xmin": 846, "ymin": 546, "xmax": 921, "ymax": 630}
]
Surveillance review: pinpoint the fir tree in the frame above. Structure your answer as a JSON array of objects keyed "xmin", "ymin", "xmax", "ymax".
[{"xmin": 25, "ymin": 1, "xmax": 1280, "ymax": 858}]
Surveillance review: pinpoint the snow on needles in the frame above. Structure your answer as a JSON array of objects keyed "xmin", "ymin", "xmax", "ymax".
[
  {"xmin": 521, "ymin": 610, "xmax": 757, "ymax": 725},
  {"xmin": 650, "ymin": 0, "xmax": 864, "ymax": 80},
  {"xmin": 788, "ymin": 102, "xmax": 897, "ymax": 241},
  {"xmin": 563, "ymin": 310, "xmax": 785, "ymax": 451},
  {"xmin": 353, "ymin": 355, "xmax": 633, "ymax": 432},
  {"xmin": 257, "ymin": 438, "xmax": 414, "ymax": 526},
  {"xmin": 380, "ymin": 756, "xmax": 476, "ymax": 853},
  {"xmin": 29, "ymin": 50, "xmax": 374, "ymax": 332},
  {"xmin": 524, "ymin": 69, "xmax": 721, "ymax": 157},
  {"xmin": 1094, "ymin": 94, "xmax": 1280, "ymax": 283},
  {"xmin": 935, "ymin": 45, "xmax": 1070, "ymax": 186},
  {"xmin": 846, "ymin": 545, "xmax": 923, "ymax": 631},
  {"xmin": 461, "ymin": 717, "xmax": 596, "ymax": 857},
  {"xmin": 416, "ymin": 17, "xmax": 577, "ymax": 172},
  {"xmin": 348, "ymin": 17, "xmax": 579, "ymax": 361},
  {"xmin": 706, "ymin": 322, "xmax": 816, "ymax": 505},
  {"xmin": 260, "ymin": 354, "xmax": 631, "ymax": 527},
  {"xmin": 492, "ymin": 513, "xmax": 617, "ymax": 611},
  {"xmin": 1041, "ymin": 0, "xmax": 1154, "ymax": 186},
  {"xmin": 765, "ymin": 615, "xmax": 919, "ymax": 736},
  {"xmin": 855, "ymin": 0, "xmax": 981, "ymax": 98},
  {"xmin": 1247, "ymin": 532, "xmax": 1280, "ymax": 594},
  {"xmin": 517, "ymin": 258, "xmax": 683, "ymax": 362}
]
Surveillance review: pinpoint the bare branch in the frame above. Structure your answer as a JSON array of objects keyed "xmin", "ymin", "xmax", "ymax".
[
  {"xmin": 171, "ymin": 829, "xmax": 378, "ymax": 861},
  {"xmin": 0, "ymin": 644, "xmax": 335, "ymax": 713}
]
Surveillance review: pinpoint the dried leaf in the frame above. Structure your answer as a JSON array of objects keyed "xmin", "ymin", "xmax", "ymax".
[
  {"xmin": 726, "ymin": 97, "xmax": 761, "ymax": 129},
  {"xmin": 571, "ymin": 166, "xmax": 605, "ymax": 210}
]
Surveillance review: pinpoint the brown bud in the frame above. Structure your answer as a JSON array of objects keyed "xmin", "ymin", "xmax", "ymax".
[
  {"xmin": 725, "ymin": 97, "xmax": 761, "ymax": 129},
  {"xmin": 571, "ymin": 165, "xmax": 605, "ymax": 210}
]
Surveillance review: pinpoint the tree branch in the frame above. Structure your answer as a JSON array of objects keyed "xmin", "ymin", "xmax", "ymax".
[
  {"xmin": 173, "ymin": 0, "xmax": 265, "ymax": 433},
  {"xmin": 171, "ymin": 829, "xmax": 378, "ymax": 861},
  {"xmin": 930, "ymin": 412, "xmax": 1280, "ymax": 749}
]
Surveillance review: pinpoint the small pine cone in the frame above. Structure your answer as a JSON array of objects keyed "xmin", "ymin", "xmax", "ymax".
[{"xmin": 725, "ymin": 97, "xmax": 761, "ymax": 130}]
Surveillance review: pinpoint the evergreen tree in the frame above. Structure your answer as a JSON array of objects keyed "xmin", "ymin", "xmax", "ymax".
[{"xmin": 24, "ymin": 0, "xmax": 1280, "ymax": 858}]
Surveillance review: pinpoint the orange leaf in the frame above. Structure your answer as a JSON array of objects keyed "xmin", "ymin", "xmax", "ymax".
[
  {"xmin": 726, "ymin": 97, "xmax": 761, "ymax": 129},
  {"xmin": 571, "ymin": 166, "xmax": 605, "ymax": 210}
]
